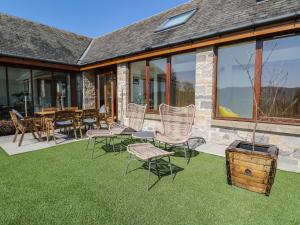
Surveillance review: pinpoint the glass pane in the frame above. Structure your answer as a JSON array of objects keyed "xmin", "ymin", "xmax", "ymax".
[
  {"xmin": 76, "ymin": 74, "xmax": 83, "ymax": 109},
  {"xmin": 99, "ymin": 76, "xmax": 105, "ymax": 110},
  {"xmin": 149, "ymin": 58, "xmax": 167, "ymax": 110},
  {"xmin": 106, "ymin": 76, "xmax": 112, "ymax": 116},
  {"xmin": 130, "ymin": 61, "xmax": 146, "ymax": 105},
  {"xmin": 171, "ymin": 52, "xmax": 196, "ymax": 107},
  {"xmin": 53, "ymin": 72, "xmax": 71, "ymax": 109},
  {"xmin": 0, "ymin": 67, "xmax": 8, "ymax": 119},
  {"xmin": 32, "ymin": 70, "xmax": 52, "ymax": 111},
  {"xmin": 7, "ymin": 67, "xmax": 32, "ymax": 116},
  {"xmin": 261, "ymin": 35, "xmax": 300, "ymax": 119},
  {"xmin": 217, "ymin": 42, "xmax": 255, "ymax": 118}
]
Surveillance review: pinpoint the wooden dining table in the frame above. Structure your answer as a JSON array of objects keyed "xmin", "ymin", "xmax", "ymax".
[
  {"xmin": 34, "ymin": 110, "xmax": 108, "ymax": 131},
  {"xmin": 35, "ymin": 110, "xmax": 83, "ymax": 132}
]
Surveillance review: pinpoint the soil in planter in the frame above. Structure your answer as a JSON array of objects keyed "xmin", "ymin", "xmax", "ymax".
[{"xmin": 237, "ymin": 143, "xmax": 269, "ymax": 154}]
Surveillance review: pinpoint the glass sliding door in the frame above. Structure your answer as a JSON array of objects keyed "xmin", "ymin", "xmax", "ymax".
[
  {"xmin": 53, "ymin": 72, "xmax": 71, "ymax": 109},
  {"xmin": 149, "ymin": 58, "xmax": 167, "ymax": 111},
  {"xmin": 32, "ymin": 70, "xmax": 53, "ymax": 111},
  {"xmin": 7, "ymin": 67, "xmax": 32, "ymax": 116},
  {"xmin": 0, "ymin": 67, "xmax": 8, "ymax": 119},
  {"xmin": 97, "ymin": 72, "xmax": 117, "ymax": 121}
]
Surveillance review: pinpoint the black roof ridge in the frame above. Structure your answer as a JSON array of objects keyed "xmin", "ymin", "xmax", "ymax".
[
  {"xmin": 0, "ymin": 12, "xmax": 92, "ymax": 40},
  {"xmin": 92, "ymin": 0, "xmax": 193, "ymax": 40}
]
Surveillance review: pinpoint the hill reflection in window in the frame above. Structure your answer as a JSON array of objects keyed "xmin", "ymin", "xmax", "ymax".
[{"xmin": 261, "ymin": 35, "xmax": 300, "ymax": 119}]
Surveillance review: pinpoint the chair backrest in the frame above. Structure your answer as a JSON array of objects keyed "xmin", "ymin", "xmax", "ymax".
[
  {"xmin": 43, "ymin": 107, "xmax": 58, "ymax": 112},
  {"xmin": 9, "ymin": 110, "xmax": 26, "ymax": 131},
  {"xmin": 126, "ymin": 103, "xmax": 147, "ymax": 131},
  {"xmin": 159, "ymin": 104, "xmax": 195, "ymax": 138},
  {"xmin": 82, "ymin": 109, "xmax": 98, "ymax": 119},
  {"xmin": 54, "ymin": 110, "xmax": 75, "ymax": 122},
  {"xmin": 9, "ymin": 111, "xmax": 20, "ymax": 129}
]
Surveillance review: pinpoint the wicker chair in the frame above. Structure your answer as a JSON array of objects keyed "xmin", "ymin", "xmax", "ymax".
[
  {"xmin": 9, "ymin": 111, "xmax": 41, "ymax": 147},
  {"xmin": 155, "ymin": 104, "xmax": 195, "ymax": 162},
  {"xmin": 109, "ymin": 103, "xmax": 147, "ymax": 135},
  {"xmin": 46, "ymin": 110, "xmax": 78, "ymax": 143}
]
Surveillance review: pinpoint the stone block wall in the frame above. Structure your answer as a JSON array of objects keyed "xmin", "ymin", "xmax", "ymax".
[
  {"xmin": 117, "ymin": 63, "xmax": 129, "ymax": 123},
  {"xmin": 82, "ymin": 70, "xmax": 96, "ymax": 109}
]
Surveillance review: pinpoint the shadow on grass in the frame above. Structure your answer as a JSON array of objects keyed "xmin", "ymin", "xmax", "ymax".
[{"xmin": 127, "ymin": 158, "xmax": 184, "ymax": 190}]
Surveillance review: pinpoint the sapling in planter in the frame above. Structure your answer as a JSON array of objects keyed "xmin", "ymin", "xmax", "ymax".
[{"xmin": 224, "ymin": 43, "xmax": 296, "ymax": 196}]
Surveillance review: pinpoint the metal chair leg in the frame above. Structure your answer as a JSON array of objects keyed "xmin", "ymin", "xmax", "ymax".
[
  {"xmin": 155, "ymin": 159, "xmax": 160, "ymax": 178},
  {"xmin": 147, "ymin": 160, "xmax": 152, "ymax": 191},
  {"xmin": 168, "ymin": 156, "xmax": 173, "ymax": 176},
  {"xmin": 125, "ymin": 154, "xmax": 132, "ymax": 175},
  {"xmin": 112, "ymin": 137, "xmax": 115, "ymax": 152}
]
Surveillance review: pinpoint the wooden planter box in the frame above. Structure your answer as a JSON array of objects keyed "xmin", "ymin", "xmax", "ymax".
[{"xmin": 226, "ymin": 140, "xmax": 279, "ymax": 196}]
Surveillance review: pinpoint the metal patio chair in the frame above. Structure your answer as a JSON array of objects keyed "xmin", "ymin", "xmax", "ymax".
[{"xmin": 155, "ymin": 104, "xmax": 196, "ymax": 163}]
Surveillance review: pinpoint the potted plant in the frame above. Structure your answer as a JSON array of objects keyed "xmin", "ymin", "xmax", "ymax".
[{"xmin": 225, "ymin": 49, "xmax": 283, "ymax": 196}]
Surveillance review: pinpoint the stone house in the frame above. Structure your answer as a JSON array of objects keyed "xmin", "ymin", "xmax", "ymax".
[{"xmin": 1, "ymin": 0, "xmax": 300, "ymax": 166}]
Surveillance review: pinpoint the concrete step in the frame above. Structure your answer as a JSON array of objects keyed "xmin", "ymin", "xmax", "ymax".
[{"xmin": 196, "ymin": 143, "xmax": 300, "ymax": 173}]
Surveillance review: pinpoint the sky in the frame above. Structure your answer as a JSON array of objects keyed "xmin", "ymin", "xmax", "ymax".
[{"xmin": 0, "ymin": 0, "xmax": 189, "ymax": 38}]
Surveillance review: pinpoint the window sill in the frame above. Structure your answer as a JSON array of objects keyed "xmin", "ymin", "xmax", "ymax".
[{"xmin": 211, "ymin": 119, "xmax": 300, "ymax": 135}]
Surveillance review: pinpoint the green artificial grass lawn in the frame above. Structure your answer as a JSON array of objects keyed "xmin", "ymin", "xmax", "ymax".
[{"xmin": 0, "ymin": 140, "xmax": 299, "ymax": 225}]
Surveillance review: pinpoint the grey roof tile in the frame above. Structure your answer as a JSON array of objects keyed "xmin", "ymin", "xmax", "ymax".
[
  {"xmin": 0, "ymin": 13, "xmax": 92, "ymax": 65},
  {"xmin": 80, "ymin": 0, "xmax": 300, "ymax": 65}
]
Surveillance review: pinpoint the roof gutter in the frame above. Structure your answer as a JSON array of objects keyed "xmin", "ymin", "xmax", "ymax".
[{"xmin": 81, "ymin": 10, "xmax": 300, "ymax": 67}]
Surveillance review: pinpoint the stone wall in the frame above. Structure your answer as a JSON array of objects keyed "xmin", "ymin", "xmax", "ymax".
[
  {"xmin": 117, "ymin": 63, "xmax": 129, "ymax": 122},
  {"xmin": 82, "ymin": 70, "xmax": 96, "ymax": 109}
]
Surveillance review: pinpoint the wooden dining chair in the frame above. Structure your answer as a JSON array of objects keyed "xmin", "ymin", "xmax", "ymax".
[
  {"xmin": 9, "ymin": 111, "xmax": 41, "ymax": 147},
  {"xmin": 46, "ymin": 110, "xmax": 79, "ymax": 143}
]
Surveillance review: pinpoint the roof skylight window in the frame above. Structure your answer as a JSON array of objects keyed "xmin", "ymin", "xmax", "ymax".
[{"xmin": 156, "ymin": 9, "xmax": 196, "ymax": 32}]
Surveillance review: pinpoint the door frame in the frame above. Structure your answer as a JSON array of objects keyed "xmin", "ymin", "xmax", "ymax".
[{"xmin": 96, "ymin": 71, "xmax": 118, "ymax": 121}]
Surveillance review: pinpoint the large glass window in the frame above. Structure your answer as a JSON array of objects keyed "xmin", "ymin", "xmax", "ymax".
[
  {"xmin": 261, "ymin": 35, "xmax": 300, "ymax": 119},
  {"xmin": 0, "ymin": 67, "xmax": 8, "ymax": 119},
  {"xmin": 53, "ymin": 72, "xmax": 71, "ymax": 109},
  {"xmin": 149, "ymin": 58, "xmax": 167, "ymax": 110},
  {"xmin": 171, "ymin": 52, "xmax": 196, "ymax": 107},
  {"xmin": 76, "ymin": 74, "xmax": 83, "ymax": 109},
  {"xmin": 216, "ymin": 42, "xmax": 255, "ymax": 119},
  {"xmin": 130, "ymin": 61, "xmax": 146, "ymax": 105},
  {"xmin": 7, "ymin": 67, "xmax": 32, "ymax": 116},
  {"xmin": 32, "ymin": 70, "xmax": 53, "ymax": 111}
]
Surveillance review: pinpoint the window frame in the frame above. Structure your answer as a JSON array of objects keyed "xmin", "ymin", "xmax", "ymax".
[
  {"xmin": 213, "ymin": 33, "xmax": 300, "ymax": 125},
  {"xmin": 129, "ymin": 51, "xmax": 196, "ymax": 114}
]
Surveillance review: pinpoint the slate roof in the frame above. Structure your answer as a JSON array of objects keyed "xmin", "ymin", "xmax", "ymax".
[
  {"xmin": 0, "ymin": 0, "xmax": 300, "ymax": 66},
  {"xmin": 79, "ymin": 0, "xmax": 300, "ymax": 65},
  {"xmin": 0, "ymin": 13, "xmax": 92, "ymax": 65}
]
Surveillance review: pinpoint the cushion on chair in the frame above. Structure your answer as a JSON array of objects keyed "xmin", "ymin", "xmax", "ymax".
[
  {"xmin": 12, "ymin": 109, "xmax": 24, "ymax": 119},
  {"xmin": 83, "ymin": 118, "xmax": 97, "ymax": 124},
  {"xmin": 55, "ymin": 121, "xmax": 72, "ymax": 127}
]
